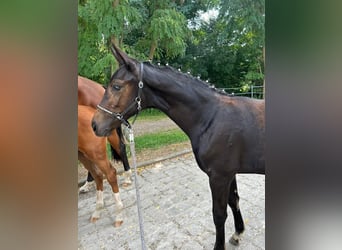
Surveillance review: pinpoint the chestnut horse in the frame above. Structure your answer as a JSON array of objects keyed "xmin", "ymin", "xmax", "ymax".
[
  {"xmin": 91, "ymin": 45, "xmax": 265, "ymax": 249},
  {"xmin": 78, "ymin": 75, "xmax": 131, "ymax": 191},
  {"xmin": 78, "ymin": 76, "xmax": 106, "ymax": 107},
  {"xmin": 78, "ymin": 105, "xmax": 124, "ymax": 226}
]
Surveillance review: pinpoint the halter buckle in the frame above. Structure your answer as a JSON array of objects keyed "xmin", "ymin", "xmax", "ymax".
[{"xmin": 135, "ymin": 97, "xmax": 142, "ymax": 110}]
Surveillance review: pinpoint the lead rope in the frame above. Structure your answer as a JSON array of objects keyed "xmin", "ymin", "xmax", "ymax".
[{"xmin": 128, "ymin": 127, "xmax": 147, "ymax": 250}]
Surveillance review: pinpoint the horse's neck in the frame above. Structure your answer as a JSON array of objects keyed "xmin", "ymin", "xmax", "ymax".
[{"xmin": 143, "ymin": 66, "xmax": 218, "ymax": 137}]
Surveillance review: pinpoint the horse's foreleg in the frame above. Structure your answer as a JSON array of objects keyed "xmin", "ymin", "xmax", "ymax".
[
  {"xmin": 91, "ymin": 187, "xmax": 104, "ymax": 222},
  {"xmin": 228, "ymin": 176, "xmax": 245, "ymax": 245},
  {"xmin": 122, "ymin": 169, "xmax": 132, "ymax": 186},
  {"xmin": 78, "ymin": 152, "xmax": 105, "ymax": 222},
  {"xmin": 87, "ymin": 166, "xmax": 104, "ymax": 222},
  {"xmin": 113, "ymin": 192, "xmax": 123, "ymax": 227},
  {"xmin": 209, "ymin": 175, "xmax": 232, "ymax": 250},
  {"xmin": 84, "ymin": 169, "xmax": 104, "ymax": 222},
  {"xmin": 120, "ymin": 141, "xmax": 132, "ymax": 186},
  {"xmin": 105, "ymin": 165, "xmax": 124, "ymax": 227}
]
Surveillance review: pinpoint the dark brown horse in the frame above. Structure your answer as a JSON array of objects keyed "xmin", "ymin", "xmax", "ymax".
[
  {"xmin": 91, "ymin": 45, "xmax": 265, "ymax": 249},
  {"xmin": 78, "ymin": 105, "xmax": 125, "ymax": 226},
  {"xmin": 78, "ymin": 75, "xmax": 131, "ymax": 191}
]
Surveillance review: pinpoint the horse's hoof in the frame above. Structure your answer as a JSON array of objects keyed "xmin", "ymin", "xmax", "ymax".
[
  {"xmin": 90, "ymin": 216, "xmax": 99, "ymax": 223},
  {"xmin": 79, "ymin": 181, "xmax": 95, "ymax": 193},
  {"xmin": 114, "ymin": 220, "xmax": 123, "ymax": 227},
  {"xmin": 213, "ymin": 243, "xmax": 226, "ymax": 250},
  {"xmin": 121, "ymin": 182, "xmax": 132, "ymax": 188},
  {"xmin": 229, "ymin": 233, "xmax": 240, "ymax": 246}
]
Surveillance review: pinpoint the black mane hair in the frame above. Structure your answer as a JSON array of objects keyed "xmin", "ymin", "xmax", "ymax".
[{"xmin": 143, "ymin": 61, "xmax": 232, "ymax": 97}]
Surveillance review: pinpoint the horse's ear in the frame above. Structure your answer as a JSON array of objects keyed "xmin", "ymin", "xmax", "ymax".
[
  {"xmin": 111, "ymin": 44, "xmax": 125, "ymax": 66},
  {"xmin": 111, "ymin": 43, "xmax": 133, "ymax": 66},
  {"xmin": 111, "ymin": 43, "xmax": 139, "ymax": 74}
]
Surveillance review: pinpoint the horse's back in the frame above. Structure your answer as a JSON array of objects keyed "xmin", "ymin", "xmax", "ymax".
[
  {"xmin": 217, "ymin": 96, "xmax": 264, "ymax": 133},
  {"xmin": 225, "ymin": 97, "xmax": 265, "ymax": 174},
  {"xmin": 78, "ymin": 76, "xmax": 105, "ymax": 108},
  {"xmin": 198, "ymin": 96, "xmax": 265, "ymax": 174}
]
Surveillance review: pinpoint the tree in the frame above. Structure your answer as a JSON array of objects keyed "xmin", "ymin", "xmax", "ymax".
[
  {"xmin": 219, "ymin": 0, "xmax": 265, "ymax": 94},
  {"xmin": 168, "ymin": 0, "xmax": 264, "ymax": 96},
  {"xmin": 126, "ymin": 0, "xmax": 191, "ymax": 61},
  {"xmin": 78, "ymin": 0, "xmax": 264, "ymax": 96},
  {"xmin": 78, "ymin": 0, "xmax": 192, "ymax": 82},
  {"xmin": 78, "ymin": 0, "xmax": 142, "ymax": 83}
]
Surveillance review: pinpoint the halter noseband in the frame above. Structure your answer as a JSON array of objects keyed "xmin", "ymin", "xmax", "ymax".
[{"xmin": 96, "ymin": 63, "xmax": 144, "ymax": 128}]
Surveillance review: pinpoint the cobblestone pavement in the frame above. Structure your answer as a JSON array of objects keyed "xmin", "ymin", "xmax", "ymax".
[{"xmin": 78, "ymin": 153, "xmax": 265, "ymax": 250}]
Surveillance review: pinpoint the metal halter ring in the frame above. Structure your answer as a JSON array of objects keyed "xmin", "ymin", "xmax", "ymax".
[{"xmin": 138, "ymin": 80, "xmax": 144, "ymax": 88}]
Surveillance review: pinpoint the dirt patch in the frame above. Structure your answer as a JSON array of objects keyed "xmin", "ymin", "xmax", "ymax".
[{"xmin": 129, "ymin": 117, "xmax": 179, "ymax": 136}]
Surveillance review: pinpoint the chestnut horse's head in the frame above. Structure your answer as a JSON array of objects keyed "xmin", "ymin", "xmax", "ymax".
[{"xmin": 91, "ymin": 44, "xmax": 143, "ymax": 136}]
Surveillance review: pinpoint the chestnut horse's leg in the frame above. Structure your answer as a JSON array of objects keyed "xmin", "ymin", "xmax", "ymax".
[
  {"xmin": 209, "ymin": 173, "xmax": 234, "ymax": 250},
  {"xmin": 96, "ymin": 158, "xmax": 124, "ymax": 227},
  {"xmin": 78, "ymin": 151, "xmax": 104, "ymax": 222},
  {"xmin": 228, "ymin": 176, "xmax": 245, "ymax": 245}
]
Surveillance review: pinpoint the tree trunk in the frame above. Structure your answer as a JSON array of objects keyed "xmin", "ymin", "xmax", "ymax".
[
  {"xmin": 110, "ymin": 0, "xmax": 120, "ymax": 47},
  {"xmin": 112, "ymin": 0, "xmax": 119, "ymax": 7},
  {"xmin": 111, "ymin": 36, "xmax": 118, "ymax": 46},
  {"xmin": 149, "ymin": 40, "xmax": 157, "ymax": 61},
  {"xmin": 111, "ymin": 0, "xmax": 120, "ymax": 74}
]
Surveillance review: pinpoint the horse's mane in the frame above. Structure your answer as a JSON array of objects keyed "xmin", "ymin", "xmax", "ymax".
[{"xmin": 144, "ymin": 61, "xmax": 232, "ymax": 97}]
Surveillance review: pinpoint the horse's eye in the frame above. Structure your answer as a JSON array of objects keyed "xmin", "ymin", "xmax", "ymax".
[{"xmin": 112, "ymin": 85, "xmax": 122, "ymax": 91}]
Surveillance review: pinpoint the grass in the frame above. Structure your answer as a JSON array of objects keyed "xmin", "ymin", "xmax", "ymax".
[
  {"xmin": 129, "ymin": 108, "xmax": 166, "ymax": 121},
  {"xmin": 106, "ymin": 128, "xmax": 189, "ymax": 157},
  {"xmin": 106, "ymin": 111, "xmax": 189, "ymax": 156},
  {"xmin": 134, "ymin": 128, "xmax": 189, "ymax": 152}
]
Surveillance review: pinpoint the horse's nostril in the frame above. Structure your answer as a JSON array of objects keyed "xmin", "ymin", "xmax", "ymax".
[{"xmin": 91, "ymin": 120, "xmax": 97, "ymax": 133}]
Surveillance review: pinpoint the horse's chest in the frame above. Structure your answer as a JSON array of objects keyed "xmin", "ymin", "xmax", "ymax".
[{"xmin": 191, "ymin": 131, "xmax": 243, "ymax": 175}]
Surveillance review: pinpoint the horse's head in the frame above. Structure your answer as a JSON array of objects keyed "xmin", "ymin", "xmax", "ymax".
[{"xmin": 92, "ymin": 44, "xmax": 143, "ymax": 136}]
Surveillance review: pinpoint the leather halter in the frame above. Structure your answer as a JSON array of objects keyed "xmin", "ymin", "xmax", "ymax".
[{"xmin": 96, "ymin": 63, "xmax": 144, "ymax": 128}]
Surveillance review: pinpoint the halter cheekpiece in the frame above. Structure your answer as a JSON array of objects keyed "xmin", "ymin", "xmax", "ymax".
[{"xmin": 96, "ymin": 62, "xmax": 144, "ymax": 128}]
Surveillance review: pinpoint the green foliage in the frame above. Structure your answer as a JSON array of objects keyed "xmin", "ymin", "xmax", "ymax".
[
  {"xmin": 219, "ymin": 0, "xmax": 265, "ymax": 89},
  {"xmin": 147, "ymin": 8, "xmax": 188, "ymax": 59},
  {"xmin": 169, "ymin": 0, "xmax": 264, "ymax": 91},
  {"xmin": 78, "ymin": 0, "xmax": 264, "ymax": 93},
  {"xmin": 78, "ymin": 0, "xmax": 142, "ymax": 83}
]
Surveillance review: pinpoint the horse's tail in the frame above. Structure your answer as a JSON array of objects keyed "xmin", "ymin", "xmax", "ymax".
[
  {"xmin": 110, "ymin": 143, "xmax": 122, "ymax": 162},
  {"xmin": 110, "ymin": 127, "xmax": 131, "ymax": 171}
]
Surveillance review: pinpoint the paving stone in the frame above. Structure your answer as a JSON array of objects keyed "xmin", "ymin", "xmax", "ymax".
[{"xmin": 78, "ymin": 154, "xmax": 265, "ymax": 249}]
